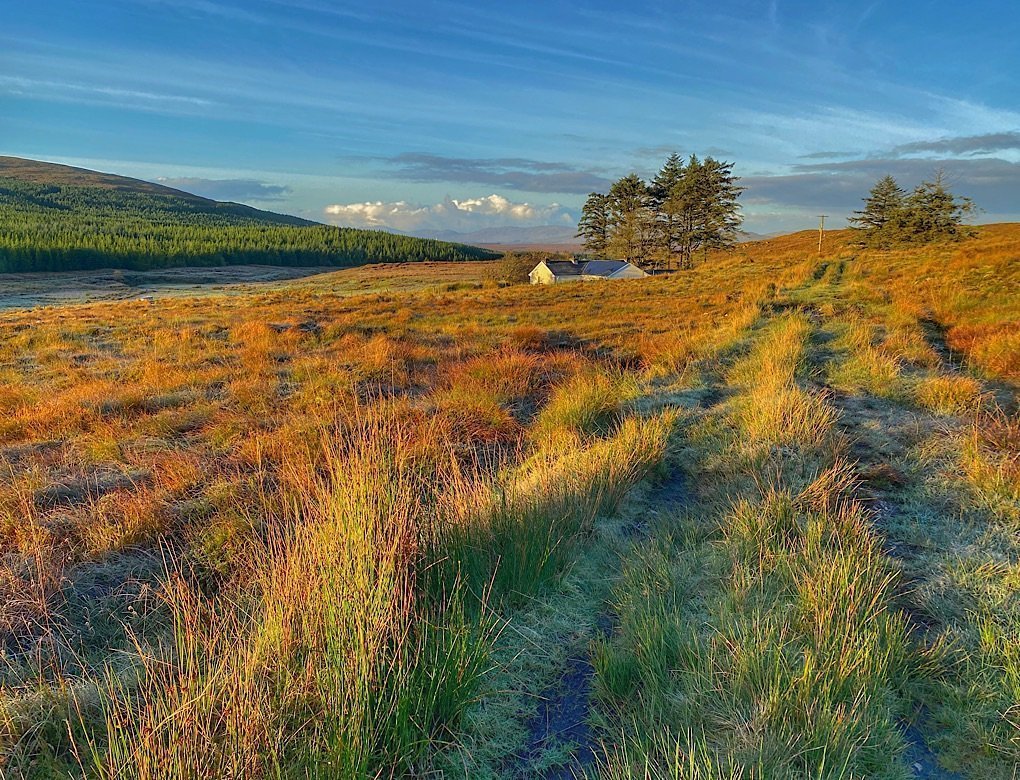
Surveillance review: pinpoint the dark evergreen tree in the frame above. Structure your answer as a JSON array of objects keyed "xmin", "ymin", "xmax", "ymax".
[
  {"xmin": 903, "ymin": 170, "xmax": 974, "ymax": 242},
  {"xmin": 649, "ymin": 153, "xmax": 687, "ymax": 269},
  {"xmin": 850, "ymin": 170, "xmax": 974, "ymax": 247},
  {"xmin": 607, "ymin": 174, "xmax": 653, "ymax": 263},
  {"xmin": 848, "ymin": 175, "xmax": 906, "ymax": 234},
  {"xmin": 657, "ymin": 155, "xmax": 743, "ymax": 268},
  {"xmin": 848, "ymin": 175, "xmax": 908, "ymax": 246},
  {"xmin": 576, "ymin": 192, "xmax": 611, "ymax": 257},
  {"xmin": 692, "ymin": 156, "xmax": 744, "ymax": 260}
]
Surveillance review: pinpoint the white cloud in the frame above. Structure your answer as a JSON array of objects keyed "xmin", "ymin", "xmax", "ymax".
[{"xmin": 324, "ymin": 194, "xmax": 576, "ymax": 232}]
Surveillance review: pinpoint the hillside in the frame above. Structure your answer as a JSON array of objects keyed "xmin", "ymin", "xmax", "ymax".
[
  {"xmin": 0, "ymin": 157, "xmax": 499, "ymax": 272},
  {"xmin": 0, "ymin": 226, "xmax": 1016, "ymax": 779},
  {"xmin": 0, "ymin": 156, "xmax": 320, "ymax": 227}
]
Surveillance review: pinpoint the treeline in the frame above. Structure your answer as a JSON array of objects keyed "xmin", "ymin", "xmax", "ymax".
[
  {"xmin": 850, "ymin": 171, "xmax": 975, "ymax": 247},
  {"xmin": 576, "ymin": 153, "xmax": 743, "ymax": 269},
  {"xmin": 0, "ymin": 179, "xmax": 498, "ymax": 273}
]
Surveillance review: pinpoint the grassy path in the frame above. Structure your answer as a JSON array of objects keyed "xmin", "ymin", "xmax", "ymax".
[
  {"xmin": 804, "ymin": 291, "xmax": 968, "ymax": 780},
  {"xmin": 809, "ymin": 286, "xmax": 1019, "ymax": 778},
  {"xmin": 580, "ymin": 269, "xmax": 1018, "ymax": 779},
  {"xmin": 431, "ymin": 382, "xmax": 711, "ymax": 778},
  {"xmin": 432, "ymin": 490, "xmax": 648, "ymax": 777}
]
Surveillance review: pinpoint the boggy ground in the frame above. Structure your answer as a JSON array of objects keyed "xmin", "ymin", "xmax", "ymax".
[
  {"xmin": 0, "ymin": 227, "xmax": 1016, "ymax": 778},
  {"xmin": 0, "ymin": 260, "xmax": 497, "ymax": 310}
]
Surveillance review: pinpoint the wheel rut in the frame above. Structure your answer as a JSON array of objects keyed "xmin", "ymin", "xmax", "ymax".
[
  {"xmin": 801, "ymin": 305, "xmax": 967, "ymax": 780},
  {"xmin": 514, "ymin": 461, "xmax": 694, "ymax": 779},
  {"xmin": 517, "ymin": 628, "xmax": 606, "ymax": 779}
]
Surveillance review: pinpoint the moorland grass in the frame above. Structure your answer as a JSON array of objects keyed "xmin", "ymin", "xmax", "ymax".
[
  {"xmin": 0, "ymin": 226, "xmax": 1017, "ymax": 778},
  {"xmin": 593, "ymin": 309, "xmax": 917, "ymax": 779}
]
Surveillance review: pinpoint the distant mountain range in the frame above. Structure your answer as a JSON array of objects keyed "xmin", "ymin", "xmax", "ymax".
[
  {"xmin": 413, "ymin": 224, "xmax": 581, "ymax": 246},
  {"xmin": 738, "ymin": 230, "xmax": 782, "ymax": 242}
]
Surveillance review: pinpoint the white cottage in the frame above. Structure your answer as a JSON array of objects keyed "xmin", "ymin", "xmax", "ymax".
[{"xmin": 528, "ymin": 258, "xmax": 649, "ymax": 285}]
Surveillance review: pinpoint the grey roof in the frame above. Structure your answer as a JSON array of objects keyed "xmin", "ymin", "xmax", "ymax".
[
  {"xmin": 579, "ymin": 259, "xmax": 631, "ymax": 276},
  {"xmin": 543, "ymin": 260, "xmax": 584, "ymax": 276},
  {"xmin": 542, "ymin": 259, "xmax": 632, "ymax": 277}
]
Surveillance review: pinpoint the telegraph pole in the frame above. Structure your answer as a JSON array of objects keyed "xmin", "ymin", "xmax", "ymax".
[{"xmin": 817, "ymin": 215, "xmax": 828, "ymax": 256}]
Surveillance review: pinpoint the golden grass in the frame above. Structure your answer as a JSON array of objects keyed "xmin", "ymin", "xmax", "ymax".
[
  {"xmin": 4, "ymin": 254, "xmax": 761, "ymax": 775},
  {"xmin": 913, "ymin": 373, "xmax": 986, "ymax": 416},
  {"xmin": 0, "ymin": 225, "xmax": 1017, "ymax": 777},
  {"xmin": 729, "ymin": 315, "xmax": 840, "ymax": 452}
]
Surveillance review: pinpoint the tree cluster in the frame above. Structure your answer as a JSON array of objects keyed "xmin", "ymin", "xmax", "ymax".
[
  {"xmin": 849, "ymin": 172, "xmax": 975, "ymax": 247},
  {"xmin": 0, "ymin": 179, "xmax": 499, "ymax": 273},
  {"xmin": 576, "ymin": 153, "xmax": 743, "ymax": 269}
]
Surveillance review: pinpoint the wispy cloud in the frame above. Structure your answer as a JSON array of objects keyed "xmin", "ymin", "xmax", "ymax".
[
  {"xmin": 381, "ymin": 154, "xmax": 612, "ymax": 194},
  {"xmin": 798, "ymin": 150, "xmax": 860, "ymax": 160},
  {"xmin": 0, "ymin": 76, "xmax": 212, "ymax": 107},
  {"xmin": 129, "ymin": 0, "xmax": 268, "ymax": 24},
  {"xmin": 157, "ymin": 177, "xmax": 291, "ymax": 201},
  {"xmin": 890, "ymin": 131, "xmax": 1020, "ymax": 157},
  {"xmin": 324, "ymin": 194, "xmax": 575, "ymax": 232}
]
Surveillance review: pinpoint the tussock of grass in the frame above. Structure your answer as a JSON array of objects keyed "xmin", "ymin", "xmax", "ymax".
[
  {"xmin": 912, "ymin": 373, "xmax": 985, "ymax": 416},
  {"xmin": 432, "ymin": 412, "xmax": 675, "ymax": 607},
  {"xmin": 881, "ymin": 326, "xmax": 941, "ymax": 369},
  {"xmin": 959, "ymin": 409, "xmax": 1020, "ymax": 526},
  {"xmin": 84, "ymin": 419, "xmax": 491, "ymax": 779},
  {"xmin": 703, "ymin": 297, "xmax": 768, "ymax": 359},
  {"xmin": 727, "ymin": 313, "xmax": 812, "ymax": 387},
  {"xmin": 962, "ymin": 325, "xmax": 1020, "ymax": 379},
  {"xmin": 728, "ymin": 315, "xmax": 840, "ymax": 451},
  {"xmin": 738, "ymin": 383, "xmax": 839, "ymax": 452},
  {"xmin": 638, "ymin": 329, "xmax": 702, "ymax": 379},
  {"xmin": 435, "ymin": 384, "xmax": 523, "ymax": 442},
  {"xmin": 533, "ymin": 369, "xmax": 639, "ymax": 442},
  {"xmin": 827, "ymin": 318, "xmax": 907, "ymax": 400}
]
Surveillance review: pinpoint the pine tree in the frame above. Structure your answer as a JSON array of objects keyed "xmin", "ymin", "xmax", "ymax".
[
  {"xmin": 903, "ymin": 169, "xmax": 974, "ymax": 242},
  {"xmin": 667, "ymin": 155, "xmax": 743, "ymax": 268},
  {"xmin": 576, "ymin": 192, "xmax": 611, "ymax": 257},
  {"xmin": 649, "ymin": 153, "xmax": 686, "ymax": 269},
  {"xmin": 851, "ymin": 171, "xmax": 974, "ymax": 247},
  {"xmin": 694, "ymin": 157, "xmax": 743, "ymax": 258},
  {"xmin": 848, "ymin": 175, "xmax": 906, "ymax": 244},
  {"xmin": 607, "ymin": 174, "xmax": 653, "ymax": 263}
]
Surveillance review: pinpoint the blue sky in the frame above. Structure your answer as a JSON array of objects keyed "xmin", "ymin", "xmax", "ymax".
[{"xmin": 3, "ymin": 0, "xmax": 1019, "ymax": 235}]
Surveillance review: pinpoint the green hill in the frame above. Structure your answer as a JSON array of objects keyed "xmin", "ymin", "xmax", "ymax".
[{"xmin": 0, "ymin": 157, "xmax": 499, "ymax": 272}]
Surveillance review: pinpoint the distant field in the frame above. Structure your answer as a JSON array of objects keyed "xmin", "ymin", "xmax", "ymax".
[
  {"xmin": 0, "ymin": 226, "xmax": 1016, "ymax": 779},
  {"xmin": 0, "ymin": 261, "xmax": 495, "ymax": 311}
]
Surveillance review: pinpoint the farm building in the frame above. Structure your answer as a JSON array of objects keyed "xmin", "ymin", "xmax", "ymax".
[{"xmin": 528, "ymin": 258, "xmax": 648, "ymax": 285}]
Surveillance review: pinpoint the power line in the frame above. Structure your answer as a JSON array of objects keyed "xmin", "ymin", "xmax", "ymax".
[{"xmin": 817, "ymin": 215, "xmax": 829, "ymax": 256}]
